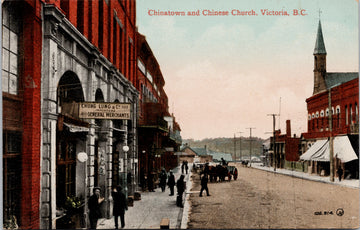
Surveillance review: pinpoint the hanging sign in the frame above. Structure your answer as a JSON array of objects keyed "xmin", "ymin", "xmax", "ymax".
[{"xmin": 79, "ymin": 102, "xmax": 131, "ymax": 120}]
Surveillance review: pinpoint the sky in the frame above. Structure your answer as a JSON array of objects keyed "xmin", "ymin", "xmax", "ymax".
[{"xmin": 136, "ymin": 0, "xmax": 358, "ymax": 140}]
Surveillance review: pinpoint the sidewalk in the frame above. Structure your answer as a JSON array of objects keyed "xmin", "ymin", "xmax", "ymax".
[
  {"xmin": 97, "ymin": 164, "xmax": 192, "ymax": 229},
  {"xmin": 250, "ymin": 163, "xmax": 359, "ymax": 189}
]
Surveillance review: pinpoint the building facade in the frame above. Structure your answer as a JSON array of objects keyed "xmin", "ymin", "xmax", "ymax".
[
  {"xmin": 300, "ymin": 20, "xmax": 359, "ymax": 179},
  {"xmin": 136, "ymin": 32, "xmax": 181, "ymax": 191},
  {"xmin": 269, "ymin": 120, "xmax": 301, "ymax": 170},
  {"xmin": 2, "ymin": 1, "xmax": 42, "ymax": 229},
  {"xmin": 2, "ymin": 0, "xmax": 139, "ymax": 229}
]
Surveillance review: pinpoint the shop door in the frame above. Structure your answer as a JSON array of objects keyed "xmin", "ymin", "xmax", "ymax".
[{"xmin": 56, "ymin": 137, "xmax": 77, "ymax": 207}]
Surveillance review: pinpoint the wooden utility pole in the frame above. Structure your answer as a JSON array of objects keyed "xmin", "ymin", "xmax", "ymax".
[
  {"xmin": 233, "ymin": 133, "xmax": 236, "ymax": 162},
  {"xmin": 268, "ymin": 114, "xmax": 279, "ymax": 171},
  {"xmin": 328, "ymin": 88, "xmax": 334, "ymax": 182},
  {"xmin": 237, "ymin": 132, "xmax": 243, "ymax": 162},
  {"xmin": 246, "ymin": 127, "xmax": 256, "ymax": 167}
]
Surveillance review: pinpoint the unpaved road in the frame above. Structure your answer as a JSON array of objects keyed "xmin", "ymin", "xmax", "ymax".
[{"xmin": 188, "ymin": 164, "xmax": 359, "ymax": 229}]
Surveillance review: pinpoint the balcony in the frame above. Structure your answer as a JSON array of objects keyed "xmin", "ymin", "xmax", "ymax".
[{"xmin": 139, "ymin": 103, "xmax": 169, "ymax": 132}]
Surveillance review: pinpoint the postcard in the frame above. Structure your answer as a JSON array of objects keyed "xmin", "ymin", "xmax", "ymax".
[{"xmin": 2, "ymin": 0, "xmax": 358, "ymax": 229}]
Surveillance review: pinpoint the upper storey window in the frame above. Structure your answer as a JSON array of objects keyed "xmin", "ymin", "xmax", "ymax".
[{"xmin": 2, "ymin": 3, "xmax": 21, "ymax": 95}]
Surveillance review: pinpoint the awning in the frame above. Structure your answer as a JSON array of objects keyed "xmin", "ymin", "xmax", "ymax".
[
  {"xmin": 64, "ymin": 122, "xmax": 90, "ymax": 133},
  {"xmin": 334, "ymin": 135, "xmax": 358, "ymax": 162},
  {"xmin": 300, "ymin": 136, "xmax": 358, "ymax": 163}
]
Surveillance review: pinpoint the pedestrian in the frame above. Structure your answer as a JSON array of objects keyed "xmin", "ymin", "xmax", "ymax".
[
  {"xmin": 148, "ymin": 172, "xmax": 155, "ymax": 192},
  {"xmin": 181, "ymin": 161, "xmax": 185, "ymax": 174},
  {"xmin": 159, "ymin": 169, "xmax": 167, "ymax": 192},
  {"xmin": 176, "ymin": 175, "xmax": 185, "ymax": 207},
  {"xmin": 167, "ymin": 170, "xmax": 175, "ymax": 196},
  {"xmin": 199, "ymin": 174, "xmax": 210, "ymax": 197},
  {"xmin": 337, "ymin": 166, "xmax": 344, "ymax": 182},
  {"xmin": 112, "ymin": 185, "xmax": 127, "ymax": 229},
  {"xmin": 185, "ymin": 161, "xmax": 189, "ymax": 174},
  {"xmin": 233, "ymin": 167, "xmax": 238, "ymax": 180},
  {"xmin": 88, "ymin": 187, "xmax": 104, "ymax": 229},
  {"xmin": 203, "ymin": 162, "xmax": 210, "ymax": 175}
]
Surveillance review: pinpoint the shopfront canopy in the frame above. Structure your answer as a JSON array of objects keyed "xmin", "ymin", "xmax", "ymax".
[{"xmin": 300, "ymin": 136, "xmax": 358, "ymax": 163}]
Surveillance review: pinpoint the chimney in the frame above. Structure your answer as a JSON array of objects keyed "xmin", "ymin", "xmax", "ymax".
[{"xmin": 286, "ymin": 120, "xmax": 291, "ymax": 137}]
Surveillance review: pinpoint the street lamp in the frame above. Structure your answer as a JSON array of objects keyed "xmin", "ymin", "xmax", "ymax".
[
  {"xmin": 123, "ymin": 145, "xmax": 129, "ymax": 198},
  {"xmin": 77, "ymin": 151, "xmax": 88, "ymax": 229}
]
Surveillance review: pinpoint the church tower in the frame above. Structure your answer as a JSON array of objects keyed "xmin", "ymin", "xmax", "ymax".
[{"xmin": 313, "ymin": 20, "xmax": 327, "ymax": 95}]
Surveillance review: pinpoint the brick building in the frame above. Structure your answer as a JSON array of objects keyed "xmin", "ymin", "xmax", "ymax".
[
  {"xmin": 3, "ymin": 0, "xmax": 139, "ymax": 229},
  {"xmin": 269, "ymin": 120, "xmax": 301, "ymax": 170},
  {"xmin": 300, "ymin": 20, "xmax": 359, "ymax": 179},
  {"xmin": 2, "ymin": 1, "xmax": 42, "ymax": 229},
  {"xmin": 136, "ymin": 32, "xmax": 181, "ymax": 191}
]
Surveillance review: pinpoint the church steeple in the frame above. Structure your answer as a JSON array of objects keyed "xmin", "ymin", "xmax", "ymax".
[
  {"xmin": 313, "ymin": 20, "xmax": 327, "ymax": 95},
  {"xmin": 314, "ymin": 20, "xmax": 327, "ymax": 55}
]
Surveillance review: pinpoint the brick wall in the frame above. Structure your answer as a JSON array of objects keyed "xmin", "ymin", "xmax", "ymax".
[{"xmin": 20, "ymin": 0, "xmax": 43, "ymax": 228}]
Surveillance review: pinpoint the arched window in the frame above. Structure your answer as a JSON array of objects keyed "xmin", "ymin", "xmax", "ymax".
[
  {"xmin": 356, "ymin": 103, "xmax": 358, "ymax": 123},
  {"xmin": 345, "ymin": 105, "xmax": 348, "ymax": 125},
  {"xmin": 350, "ymin": 104, "xmax": 353, "ymax": 124}
]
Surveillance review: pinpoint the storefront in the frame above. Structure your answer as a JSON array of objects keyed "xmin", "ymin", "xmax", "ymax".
[{"xmin": 40, "ymin": 6, "xmax": 138, "ymax": 229}]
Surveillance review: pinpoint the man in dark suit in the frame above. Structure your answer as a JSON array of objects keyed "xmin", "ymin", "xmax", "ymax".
[
  {"xmin": 112, "ymin": 185, "xmax": 128, "ymax": 229},
  {"xmin": 88, "ymin": 187, "xmax": 104, "ymax": 229}
]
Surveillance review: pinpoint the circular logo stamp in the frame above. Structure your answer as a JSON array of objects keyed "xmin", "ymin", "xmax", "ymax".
[{"xmin": 336, "ymin": 208, "xmax": 344, "ymax": 216}]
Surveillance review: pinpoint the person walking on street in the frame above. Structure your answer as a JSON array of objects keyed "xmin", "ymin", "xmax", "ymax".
[
  {"xmin": 181, "ymin": 161, "xmax": 185, "ymax": 174},
  {"xmin": 176, "ymin": 175, "xmax": 186, "ymax": 207},
  {"xmin": 112, "ymin": 185, "xmax": 128, "ymax": 229},
  {"xmin": 337, "ymin": 166, "xmax": 344, "ymax": 182},
  {"xmin": 148, "ymin": 172, "xmax": 155, "ymax": 192},
  {"xmin": 185, "ymin": 161, "xmax": 189, "ymax": 174},
  {"xmin": 167, "ymin": 171, "xmax": 175, "ymax": 196},
  {"xmin": 159, "ymin": 169, "xmax": 167, "ymax": 192},
  {"xmin": 88, "ymin": 187, "xmax": 104, "ymax": 229},
  {"xmin": 199, "ymin": 174, "xmax": 210, "ymax": 197}
]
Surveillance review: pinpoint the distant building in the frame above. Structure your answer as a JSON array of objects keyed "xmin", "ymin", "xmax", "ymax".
[
  {"xmin": 269, "ymin": 120, "xmax": 301, "ymax": 170},
  {"xmin": 181, "ymin": 146, "xmax": 212, "ymax": 163},
  {"xmin": 300, "ymin": 20, "xmax": 359, "ymax": 179}
]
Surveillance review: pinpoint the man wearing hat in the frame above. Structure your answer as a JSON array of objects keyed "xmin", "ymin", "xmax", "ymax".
[
  {"xmin": 88, "ymin": 187, "xmax": 104, "ymax": 229},
  {"xmin": 112, "ymin": 185, "xmax": 127, "ymax": 229},
  {"xmin": 167, "ymin": 170, "xmax": 175, "ymax": 196}
]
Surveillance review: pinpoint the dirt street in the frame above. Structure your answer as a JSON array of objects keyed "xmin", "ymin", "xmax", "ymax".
[{"xmin": 188, "ymin": 164, "xmax": 359, "ymax": 229}]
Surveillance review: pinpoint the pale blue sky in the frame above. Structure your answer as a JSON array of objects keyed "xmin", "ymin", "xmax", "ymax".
[{"xmin": 136, "ymin": 0, "xmax": 358, "ymax": 140}]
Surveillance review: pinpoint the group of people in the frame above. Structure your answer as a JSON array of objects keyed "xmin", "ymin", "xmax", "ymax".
[
  {"xmin": 88, "ymin": 185, "xmax": 127, "ymax": 229},
  {"xmin": 87, "ymin": 166, "xmax": 190, "ymax": 229},
  {"xmin": 181, "ymin": 160, "xmax": 189, "ymax": 174},
  {"xmin": 160, "ymin": 168, "xmax": 186, "ymax": 207}
]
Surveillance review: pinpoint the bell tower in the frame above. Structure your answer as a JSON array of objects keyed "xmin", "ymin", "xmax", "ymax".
[{"xmin": 313, "ymin": 20, "xmax": 327, "ymax": 95}]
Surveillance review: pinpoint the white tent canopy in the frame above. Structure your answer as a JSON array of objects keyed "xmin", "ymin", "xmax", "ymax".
[{"xmin": 300, "ymin": 136, "xmax": 358, "ymax": 163}]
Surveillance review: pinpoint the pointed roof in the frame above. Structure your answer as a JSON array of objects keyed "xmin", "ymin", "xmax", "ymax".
[{"xmin": 314, "ymin": 20, "xmax": 327, "ymax": 55}]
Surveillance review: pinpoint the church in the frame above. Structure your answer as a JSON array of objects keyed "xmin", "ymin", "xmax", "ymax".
[{"xmin": 300, "ymin": 20, "xmax": 359, "ymax": 180}]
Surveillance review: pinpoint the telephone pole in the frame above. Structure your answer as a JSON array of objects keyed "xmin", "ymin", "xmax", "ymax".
[
  {"xmin": 328, "ymin": 88, "xmax": 334, "ymax": 182},
  {"xmin": 268, "ymin": 114, "xmax": 279, "ymax": 171},
  {"xmin": 233, "ymin": 133, "xmax": 236, "ymax": 162},
  {"xmin": 237, "ymin": 132, "xmax": 243, "ymax": 162},
  {"xmin": 246, "ymin": 127, "xmax": 256, "ymax": 167}
]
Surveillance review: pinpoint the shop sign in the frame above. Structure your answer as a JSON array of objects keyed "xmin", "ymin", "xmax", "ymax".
[{"xmin": 79, "ymin": 102, "xmax": 131, "ymax": 119}]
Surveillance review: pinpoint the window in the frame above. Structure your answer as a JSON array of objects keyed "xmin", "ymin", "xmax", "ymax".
[
  {"xmin": 113, "ymin": 18, "xmax": 117, "ymax": 65},
  {"xmin": 356, "ymin": 103, "xmax": 358, "ymax": 123},
  {"xmin": 350, "ymin": 104, "xmax": 353, "ymax": 124},
  {"xmin": 3, "ymin": 131, "xmax": 22, "ymax": 225},
  {"xmin": 345, "ymin": 105, "xmax": 348, "ymax": 125},
  {"xmin": 2, "ymin": 3, "xmax": 20, "ymax": 94}
]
